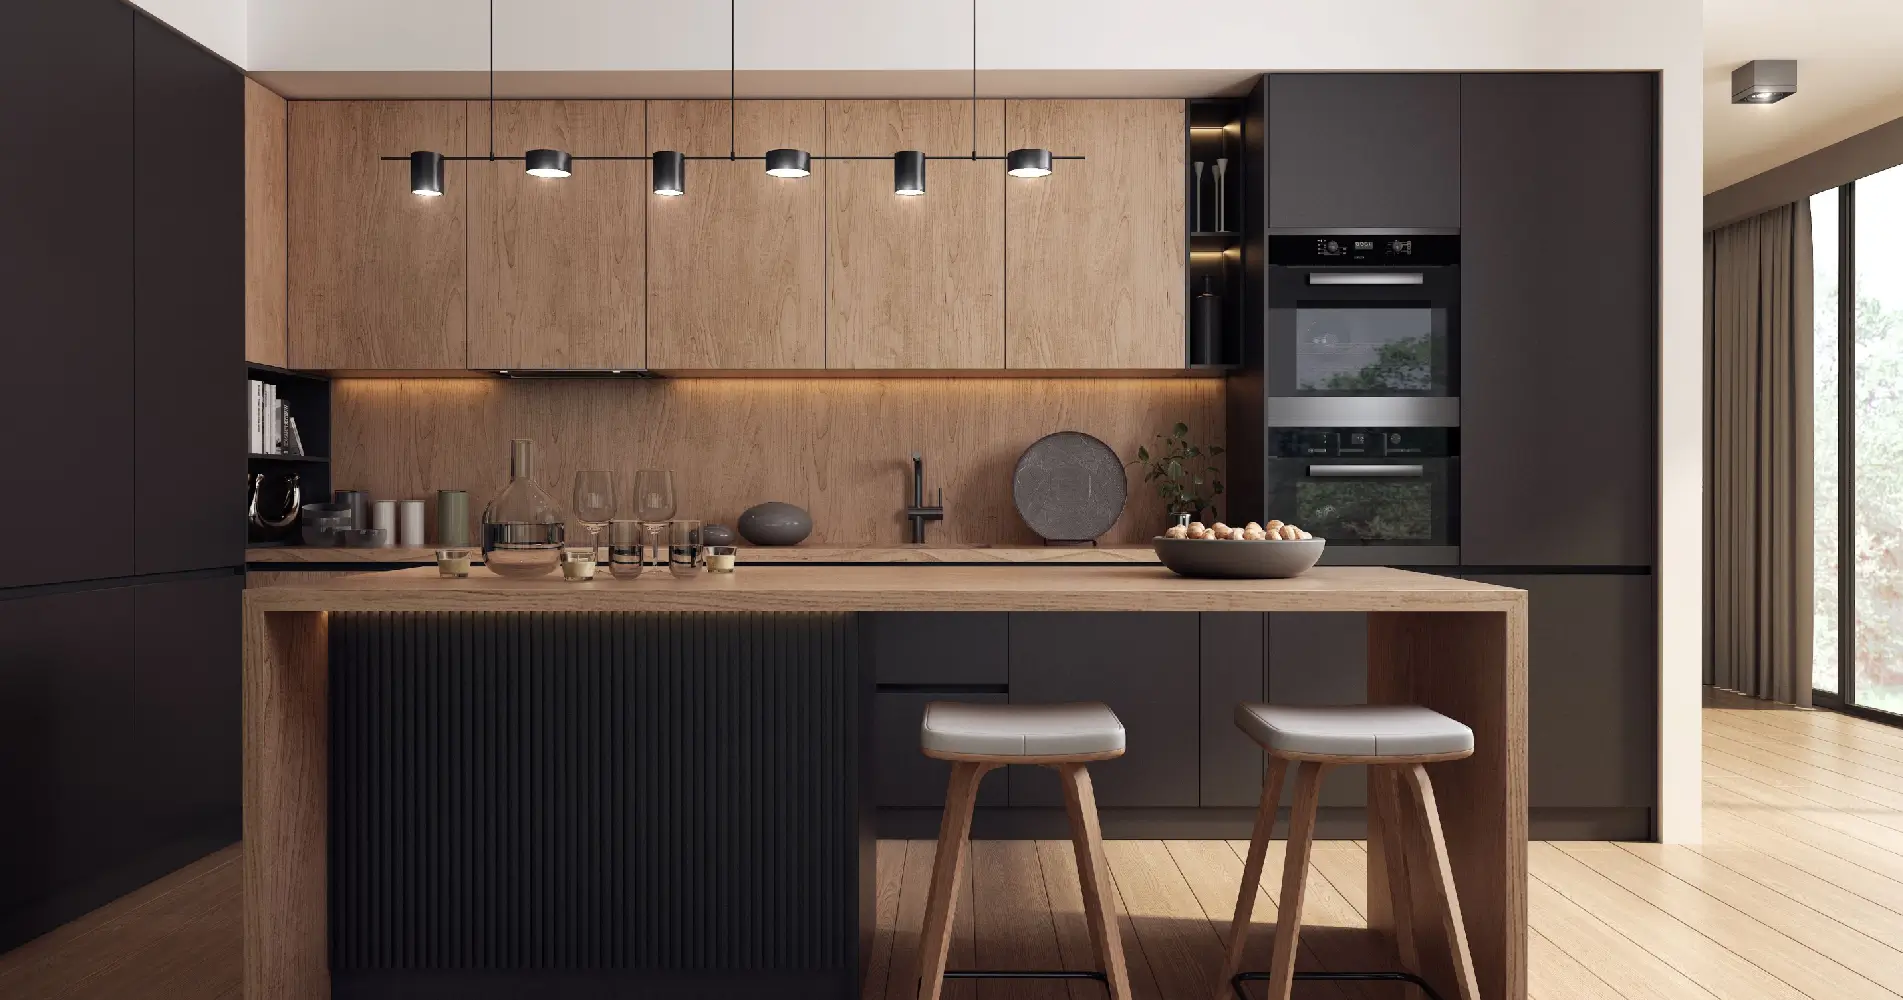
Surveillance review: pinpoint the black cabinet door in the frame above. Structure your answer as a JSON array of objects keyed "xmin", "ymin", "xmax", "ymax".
[
  {"xmin": 1268, "ymin": 74, "xmax": 1460, "ymax": 230},
  {"xmin": 1459, "ymin": 73, "xmax": 1656, "ymax": 567},
  {"xmin": 1471, "ymin": 574, "xmax": 1656, "ymax": 809},
  {"xmin": 134, "ymin": 18, "xmax": 244, "ymax": 574},
  {"xmin": 1267, "ymin": 613, "xmax": 1369, "ymax": 808},
  {"xmin": 1008, "ymin": 613, "xmax": 1200, "ymax": 808},
  {"xmin": 861, "ymin": 613, "xmax": 1008, "ymax": 685},
  {"xmin": 134, "ymin": 575, "xmax": 242, "ymax": 845},
  {"xmin": 0, "ymin": 588, "xmax": 139, "ymax": 928},
  {"xmin": 0, "ymin": 0, "xmax": 135, "ymax": 588},
  {"xmin": 1200, "ymin": 613, "xmax": 1265, "ymax": 807},
  {"xmin": 871, "ymin": 693, "xmax": 1010, "ymax": 808}
]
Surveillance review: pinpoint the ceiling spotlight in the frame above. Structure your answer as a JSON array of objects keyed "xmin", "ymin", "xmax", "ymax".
[
  {"xmin": 652, "ymin": 150, "xmax": 685, "ymax": 196},
  {"xmin": 410, "ymin": 150, "xmax": 445, "ymax": 196},
  {"xmin": 894, "ymin": 150, "xmax": 925, "ymax": 196},
  {"xmin": 525, "ymin": 148, "xmax": 573, "ymax": 178},
  {"xmin": 1007, "ymin": 148, "xmax": 1053, "ymax": 178},
  {"xmin": 1732, "ymin": 60, "xmax": 1796, "ymax": 105},
  {"xmin": 764, "ymin": 148, "xmax": 812, "ymax": 178}
]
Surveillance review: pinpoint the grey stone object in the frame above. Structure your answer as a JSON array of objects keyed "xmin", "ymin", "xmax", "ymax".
[
  {"xmin": 738, "ymin": 502, "xmax": 812, "ymax": 546},
  {"xmin": 1151, "ymin": 537, "xmax": 1324, "ymax": 579},
  {"xmin": 1012, "ymin": 431, "xmax": 1127, "ymax": 543},
  {"xmin": 701, "ymin": 524, "xmax": 736, "ymax": 547}
]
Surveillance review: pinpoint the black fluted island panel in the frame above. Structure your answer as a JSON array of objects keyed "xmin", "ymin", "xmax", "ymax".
[{"xmin": 327, "ymin": 612, "xmax": 872, "ymax": 1000}]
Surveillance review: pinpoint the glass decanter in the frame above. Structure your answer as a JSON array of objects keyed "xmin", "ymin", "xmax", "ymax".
[{"xmin": 481, "ymin": 439, "xmax": 567, "ymax": 578}]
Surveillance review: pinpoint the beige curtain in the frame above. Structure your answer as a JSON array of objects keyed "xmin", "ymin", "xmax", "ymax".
[{"xmin": 1706, "ymin": 201, "xmax": 1814, "ymax": 706}]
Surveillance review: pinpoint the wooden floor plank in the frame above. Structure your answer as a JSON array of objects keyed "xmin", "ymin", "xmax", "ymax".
[
  {"xmin": 969, "ymin": 839, "xmax": 1068, "ymax": 1000},
  {"xmin": 1162, "ymin": 840, "xmax": 1362, "ymax": 1000},
  {"xmin": 1614, "ymin": 841, "xmax": 1903, "ymax": 995},
  {"xmin": 888, "ymin": 838, "xmax": 978, "ymax": 1000},
  {"xmin": 1709, "ymin": 712, "xmax": 1903, "ymax": 769},
  {"xmin": 1038, "ymin": 839, "xmax": 1164, "ymax": 1000},
  {"xmin": 1704, "ymin": 767, "xmax": 1903, "ymax": 860},
  {"xmin": 1556, "ymin": 842, "xmax": 1891, "ymax": 1000},
  {"xmin": 1103, "ymin": 840, "xmax": 1230, "ymax": 1000},
  {"xmin": 60, "ymin": 874, "xmax": 241, "ymax": 1000},
  {"xmin": 1703, "ymin": 742, "xmax": 1903, "ymax": 829},
  {"xmin": 1523, "ymin": 873, "xmax": 1717, "ymax": 1000},
  {"xmin": 863, "ymin": 839, "xmax": 909, "ymax": 1000},
  {"xmin": 1711, "ymin": 705, "xmax": 1903, "ymax": 752},
  {"xmin": 1525, "ymin": 926, "xmax": 1626, "ymax": 1000},
  {"xmin": 1701, "ymin": 798, "xmax": 1903, "ymax": 914},
  {"xmin": 1706, "ymin": 724, "xmax": 1903, "ymax": 795},
  {"xmin": 1692, "ymin": 826, "xmax": 1903, "ymax": 932},
  {"xmin": 1528, "ymin": 842, "xmax": 1808, "ymax": 1000}
]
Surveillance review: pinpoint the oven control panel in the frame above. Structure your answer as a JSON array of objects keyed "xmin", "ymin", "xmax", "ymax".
[
  {"xmin": 1272, "ymin": 428, "xmax": 1453, "ymax": 458},
  {"xmin": 1269, "ymin": 233, "xmax": 1459, "ymax": 266}
]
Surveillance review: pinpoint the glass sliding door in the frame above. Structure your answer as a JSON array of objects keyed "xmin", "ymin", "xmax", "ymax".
[
  {"xmin": 1854, "ymin": 166, "xmax": 1903, "ymax": 714},
  {"xmin": 1813, "ymin": 190, "xmax": 1841, "ymax": 695}
]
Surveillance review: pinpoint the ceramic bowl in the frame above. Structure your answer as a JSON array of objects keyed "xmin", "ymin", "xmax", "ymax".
[{"xmin": 1152, "ymin": 536, "xmax": 1325, "ymax": 579}]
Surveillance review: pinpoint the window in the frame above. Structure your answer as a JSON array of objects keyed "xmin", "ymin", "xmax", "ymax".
[
  {"xmin": 1853, "ymin": 166, "xmax": 1903, "ymax": 714},
  {"xmin": 1813, "ymin": 190, "xmax": 1839, "ymax": 694}
]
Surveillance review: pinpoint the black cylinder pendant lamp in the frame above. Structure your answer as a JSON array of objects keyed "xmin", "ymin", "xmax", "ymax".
[
  {"xmin": 410, "ymin": 150, "xmax": 445, "ymax": 196},
  {"xmin": 1006, "ymin": 148, "xmax": 1053, "ymax": 178},
  {"xmin": 652, "ymin": 150, "xmax": 685, "ymax": 196},
  {"xmin": 894, "ymin": 150, "xmax": 926, "ymax": 196},
  {"xmin": 764, "ymin": 148, "xmax": 812, "ymax": 178},
  {"xmin": 524, "ymin": 148, "xmax": 573, "ymax": 178}
]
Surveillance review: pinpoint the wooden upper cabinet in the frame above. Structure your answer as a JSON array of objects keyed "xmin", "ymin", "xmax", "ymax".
[
  {"xmin": 288, "ymin": 101, "xmax": 467, "ymax": 370},
  {"xmin": 468, "ymin": 101, "xmax": 645, "ymax": 370},
  {"xmin": 244, "ymin": 80, "xmax": 287, "ymax": 368},
  {"xmin": 646, "ymin": 100, "xmax": 826, "ymax": 370},
  {"xmin": 825, "ymin": 100, "xmax": 1004, "ymax": 369},
  {"xmin": 1004, "ymin": 100, "xmax": 1185, "ymax": 370}
]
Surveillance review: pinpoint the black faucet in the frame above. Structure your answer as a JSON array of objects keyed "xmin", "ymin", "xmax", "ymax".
[{"xmin": 906, "ymin": 452, "xmax": 945, "ymax": 544}]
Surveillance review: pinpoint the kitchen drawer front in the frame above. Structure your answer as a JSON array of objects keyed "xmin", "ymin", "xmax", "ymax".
[
  {"xmin": 1007, "ymin": 612, "xmax": 1200, "ymax": 808},
  {"xmin": 861, "ymin": 612, "xmax": 1008, "ymax": 685},
  {"xmin": 871, "ymin": 692, "xmax": 1009, "ymax": 809}
]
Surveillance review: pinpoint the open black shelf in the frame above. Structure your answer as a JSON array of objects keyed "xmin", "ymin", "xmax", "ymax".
[
  {"xmin": 1187, "ymin": 98, "xmax": 1245, "ymax": 368},
  {"xmin": 246, "ymin": 361, "xmax": 330, "ymax": 384},
  {"xmin": 247, "ymin": 364, "xmax": 333, "ymax": 546}
]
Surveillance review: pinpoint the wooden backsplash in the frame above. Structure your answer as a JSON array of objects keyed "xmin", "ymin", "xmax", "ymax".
[{"xmin": 331, "ymin": 378, "xmax": 1224, "ymax": 546}]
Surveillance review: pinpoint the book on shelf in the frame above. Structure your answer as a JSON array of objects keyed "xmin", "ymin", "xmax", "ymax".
[{"xmin": 248, "ymin": 380, "xmax": 302, "ymax": 456}]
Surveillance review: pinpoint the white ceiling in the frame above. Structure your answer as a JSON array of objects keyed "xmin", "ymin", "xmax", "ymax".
[{"xmin": 1704, "ymin": 0, "xmax": 1903, "ymax": 192}]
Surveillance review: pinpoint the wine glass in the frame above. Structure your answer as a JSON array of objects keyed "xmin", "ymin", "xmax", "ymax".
[
  {"xmin": 572, "ymin": 470, "xmax": 616, "ymax": 558},
  {"xmin": 632, "ymin": 469, "xmax": 676, "ymax": 523}
]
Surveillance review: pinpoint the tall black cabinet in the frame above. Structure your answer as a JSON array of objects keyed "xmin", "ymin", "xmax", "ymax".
[{"xmin": 0, "ymin": 0, "xmax": 244, "ymax": 951}]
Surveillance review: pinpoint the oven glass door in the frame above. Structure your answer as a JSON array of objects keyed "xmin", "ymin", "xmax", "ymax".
[
  {"xmin": 1267, "ymin": 267, "xmax": 1458, "ymax": 398},
  {"xmin": 1266, "ymin": 458, "xmax": 1456, "ymax": 548}
]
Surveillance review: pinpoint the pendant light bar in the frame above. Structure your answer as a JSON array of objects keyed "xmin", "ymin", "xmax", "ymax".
[{"xmin": 894, "ymin": 150, "xmax": 925, "ymax": 196}]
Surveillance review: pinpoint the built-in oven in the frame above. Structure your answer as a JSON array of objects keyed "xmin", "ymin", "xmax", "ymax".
[
  {"xmin": 1264, "ymin": 428, "xmax": 1458, "ymax": 566},
  {"xmin": 1266, "ymin": 232, "xmax": 1459, "ymax": 428}
]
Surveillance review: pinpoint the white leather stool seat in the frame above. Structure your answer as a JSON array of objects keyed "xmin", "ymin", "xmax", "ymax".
[
  {"xmin": 921, "ymin": 701, "xmax": 1126, "ymax": 759},
  {"xmin": 1235, "ymin": 703, "xmax": 1473, "ymax": 758}
]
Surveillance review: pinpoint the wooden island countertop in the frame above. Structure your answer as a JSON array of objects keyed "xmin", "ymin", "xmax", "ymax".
[{"xmin": 245, "ymin": 563, "xmax": 1523, "ymax": 614}]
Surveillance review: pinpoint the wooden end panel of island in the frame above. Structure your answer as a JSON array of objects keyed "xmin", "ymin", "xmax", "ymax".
[{"xmin": 243, "ymin": 565, "xmax": 1526, "ymax": 1000}]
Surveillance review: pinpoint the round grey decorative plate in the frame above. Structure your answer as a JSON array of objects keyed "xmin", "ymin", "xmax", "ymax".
[{"xmin": 1012, "ymin": 431, "xmax": 1128, "ymax": 542}]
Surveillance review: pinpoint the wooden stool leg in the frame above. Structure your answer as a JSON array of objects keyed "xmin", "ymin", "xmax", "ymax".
[
  {"xmin": 1400, "ymin": 764, "xmax": 1482, "ymax": 1000},
  {"xmin": 1265, "ymin": 761, "xmax": 1328, "ymax": 1000},
  {"xmin": 1373, "ymin": 766, "xmax": 1423, "ymax": 994},
  {"xmin": 915, "ymin": 761, "xmax": 992, "ymax": 1000},
  {"xmin": 1214, "ymin": 756, "xmax": 1289, "ymax": 1000},
  {"xmin": 1058, "ymin": 763, "xmax": 1134, "ymax": 1000}
]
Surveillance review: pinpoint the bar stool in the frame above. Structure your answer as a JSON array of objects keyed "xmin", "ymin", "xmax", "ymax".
[
  {"xmin": 1215, "ymin": 704, "xmax": 1481, "ymax": 1000},
  {"xmin": 913, "ymin": 701, "xmax": 1134, "ymax": 1000}
]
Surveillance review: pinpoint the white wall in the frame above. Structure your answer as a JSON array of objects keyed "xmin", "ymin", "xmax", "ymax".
[
  {"xmin": 128, "ymin": 0, "xmax": 245, "ymax": 65},
  {"xmin": 242, "ymin": 0, "xmax": 1707, "ymax": 843}
]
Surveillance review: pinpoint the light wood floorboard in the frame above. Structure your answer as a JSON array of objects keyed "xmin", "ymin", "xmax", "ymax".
[{"xmin": 7, "ymin": 699, "xmax": 1903, "ymax": 1000}]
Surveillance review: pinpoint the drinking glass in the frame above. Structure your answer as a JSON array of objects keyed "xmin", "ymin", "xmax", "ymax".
[
  {"xmin": 572, "ymin": 470, "xmax": 616, "ymax": 557},
  {"xmin": 632, "ymin": 469, "xmax": 677, "ymax": 524},
  {"xmin": 669, "ymin": 520, "xmax": 703, "ymax": 578},
  {"xmin": 609, "ymin": 519, "xmax": 645, "ymax": 579}
]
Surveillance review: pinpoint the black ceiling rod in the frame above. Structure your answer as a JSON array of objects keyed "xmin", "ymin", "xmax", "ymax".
[
  {"xmin": 488, "ymin": 0, "xmax": 495, "ymax": 160},
  {"xmin": 730, "ymin": 0, "xmax": 736, "ymax": 161}
]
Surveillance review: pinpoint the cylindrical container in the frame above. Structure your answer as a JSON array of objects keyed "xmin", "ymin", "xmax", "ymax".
[
  {"xmin": 669, "ymin": 520, "xmax": 703, "ymax": 578},
  {"xmin": 1191, "ymin": 277, "xmax": 1222, "ymax": 365},
  {"xmin": 372, "ymin": 501, "xmax": 397, "ymax": 547},
  {"xmin": 707, "ymin": 545, "xmax": 737, "ymax": 574},
  {"xmin": 609, "ymin": 519, "xmax": 644, "ymax": 579},
  {"xmin": 436, "ymin": 490, "xmax": 470, "ymax": 546},
  {"xmin": 398, "ymin": 500, "xmax": 426, "ymax": 546},
  {"xmin": 334, "ymin": 490, "xmax": 370, "ymax": 532}
]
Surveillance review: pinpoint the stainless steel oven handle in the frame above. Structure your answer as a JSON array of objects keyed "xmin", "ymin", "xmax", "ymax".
[
  {"xmin": 1307, "ymin": 464, "xmax": 1425, "ymax": 478},
  {"xmin": 1307, "ymin": 273, "xmax": 1425, "ymax": 285}
]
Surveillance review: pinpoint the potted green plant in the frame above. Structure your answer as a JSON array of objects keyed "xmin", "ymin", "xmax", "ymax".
[{"xmin": 1129, "ymin": 423, "xmax": 1224, "ymax": 526}]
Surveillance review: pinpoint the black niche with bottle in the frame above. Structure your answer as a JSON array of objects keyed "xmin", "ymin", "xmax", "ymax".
[{"xmin": 1187, "ymin": 98, "xmax": 1243, "ymax": 368}]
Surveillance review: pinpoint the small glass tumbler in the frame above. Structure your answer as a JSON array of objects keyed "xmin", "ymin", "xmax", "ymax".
[
  {"xmin": 609, "ymin": 519, "xmax": 645, "ymax": 579},
  {"xmin": 669, "ymin": 520, "xmax": 703, "ymax": 578},
  {"xmin": 707, "ymin": 545, "xmax": 737, "ymax": 574},
  {"xmin": 435, "ymin": 548, "xmax": 473, "ymax": 578},
  {"xmin": 560, "ymin": 547, "xmax": 598, "ymax": 581}
]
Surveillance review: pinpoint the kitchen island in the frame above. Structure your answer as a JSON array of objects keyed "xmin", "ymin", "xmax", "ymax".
[{"xmin": 244, "ymin": 565, "xmax": 1526, "ymax": 1000}]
